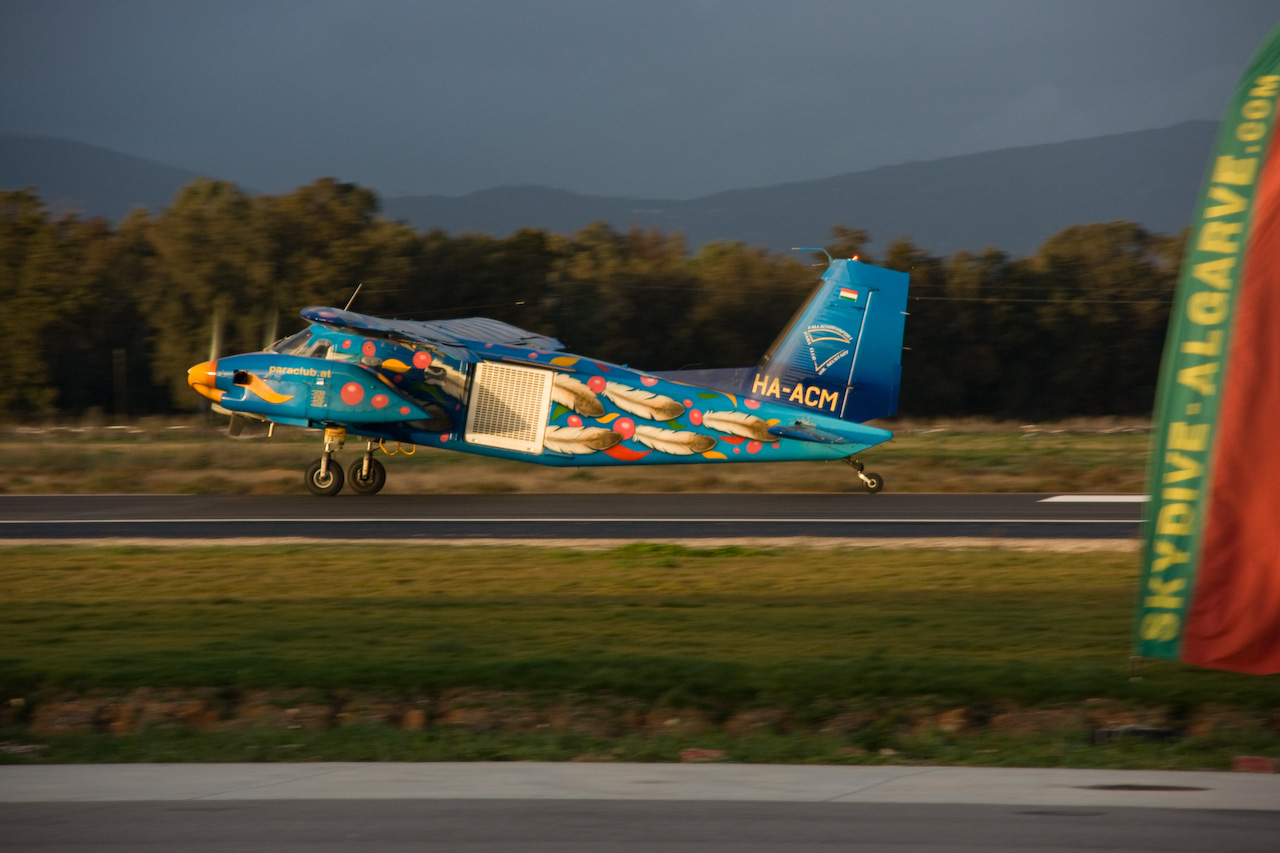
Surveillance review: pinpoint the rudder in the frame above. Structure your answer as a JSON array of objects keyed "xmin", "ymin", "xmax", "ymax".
[{"xmin": 751, "ymin": 259, "xmax": 909, "ymax": 422}]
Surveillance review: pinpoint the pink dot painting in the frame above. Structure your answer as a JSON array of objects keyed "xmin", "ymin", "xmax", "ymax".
[{"xmin": 340, "ymin": 383, "xmax": 363, "ymax": 405}]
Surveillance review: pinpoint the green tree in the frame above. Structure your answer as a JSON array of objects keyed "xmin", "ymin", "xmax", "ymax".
[
  {"xmin": 548, "ymin": 224, "xmax": 702, "ymax": 368},
  {"xmin": 0, "ymin": 191, "xmax": 108, "ymax": 416},
  {"xmin": 1026, "ymin": 222, "xmax": 1177, "ymax": 416},
  {"xmin": 687, "ymin": 241, "xmax": 812, "ymax": 369},
  {"xmin": 139, "ymin": 179, "xmax": 269, "ymax": 408},
  {"xmin": 43, "ymin": 211, "xmax": 163, "ymax": 415}
]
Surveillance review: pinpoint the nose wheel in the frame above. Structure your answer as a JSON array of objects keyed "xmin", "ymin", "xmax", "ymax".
[
  {"xmin": 305, "ymin": 426, "xmax": 350, "ymax": 496},
  {"xmin": 305, "ymin": 457, "xmax": 345, "ymax": 496}
]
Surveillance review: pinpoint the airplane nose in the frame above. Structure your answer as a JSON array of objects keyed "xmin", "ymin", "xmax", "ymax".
[{"xmin": 187, "ymin": 360, "xmax": 223, "ymax": 401}]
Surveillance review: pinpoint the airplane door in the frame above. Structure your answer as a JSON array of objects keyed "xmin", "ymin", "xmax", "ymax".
[{"xmin": 464, "ymin": 361, "xmax": 554, "ymax": 454}]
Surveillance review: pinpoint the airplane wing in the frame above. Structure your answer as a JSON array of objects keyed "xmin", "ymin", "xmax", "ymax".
[{"xmin": 300, "ymin": 307, "xmax": 564, "ymax": 353}]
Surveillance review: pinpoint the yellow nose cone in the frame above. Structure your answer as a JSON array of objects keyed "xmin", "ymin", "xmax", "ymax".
[{"xmin": 187, "ymin": 360, "xmax": 223, "ymax": 401}]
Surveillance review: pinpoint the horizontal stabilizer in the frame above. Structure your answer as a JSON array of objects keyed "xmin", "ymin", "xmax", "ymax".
[{"xmin": 767, "ymin": 422, "xmax": 850, "ymax": 444}]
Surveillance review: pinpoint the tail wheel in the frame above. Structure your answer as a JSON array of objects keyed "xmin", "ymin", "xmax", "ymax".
[
  {"xmin": 305, "ymin": 458, "xmax": 344, "ymax": 496},
  {"xmin": 347, "ymin": 458, "xmax": 386, "ymax": 495},
  {"xmin": 862, "ymin": 472, "xmax": 884, "ymax": 494}
]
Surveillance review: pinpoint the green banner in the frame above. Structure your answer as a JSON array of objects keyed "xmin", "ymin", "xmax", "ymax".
[{"xmin": 1136, "ymin": 28, "xmax": 1280, "ymax": 662}]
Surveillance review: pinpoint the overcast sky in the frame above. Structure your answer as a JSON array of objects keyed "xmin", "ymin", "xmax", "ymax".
[{"xmin": 2, "ymin": 0, "xmax": 1277, "ymax": 199}]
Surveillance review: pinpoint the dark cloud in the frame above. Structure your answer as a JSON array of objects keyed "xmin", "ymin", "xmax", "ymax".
[{"xmin": 1, "ymin": 0, "xmax": 1276, "ymax": 198}]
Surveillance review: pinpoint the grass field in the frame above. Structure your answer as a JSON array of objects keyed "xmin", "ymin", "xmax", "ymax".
[
  {"xmin": 0, "ymin": 418, "xmax": 1151, "ymax": 494},
  {"xmin": 2, "ymin": 543, "xmax": 1278, "ymax": 767}
]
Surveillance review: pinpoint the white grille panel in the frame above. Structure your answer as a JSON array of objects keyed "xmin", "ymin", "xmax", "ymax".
[{"xmin": 464, "ymin": 361, "xmax": 553, "ymax": 454}]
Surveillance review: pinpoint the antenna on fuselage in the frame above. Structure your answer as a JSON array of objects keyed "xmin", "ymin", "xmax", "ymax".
[
  {"xmin": 344, "ymin": 283, "xmax": 363, "ymax": 311},
  {"xmin": 791, "ymin": 247, "xmax": 834, "ymax": 265}
]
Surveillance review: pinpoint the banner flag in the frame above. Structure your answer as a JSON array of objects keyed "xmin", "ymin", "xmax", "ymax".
[{"xmin": 1136, "ymin": 25, "xmax": 1280, "ymax": 674}]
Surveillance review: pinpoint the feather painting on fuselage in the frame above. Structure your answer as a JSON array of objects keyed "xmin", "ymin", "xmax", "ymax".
[{"xmin": 186, "ymin": 255, "xmax": 909, "ymax": 495}]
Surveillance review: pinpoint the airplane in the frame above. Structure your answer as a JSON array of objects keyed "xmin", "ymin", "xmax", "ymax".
[{"xmin": 186, "ymin": 253, "xmax": 909, "ymax": 496}]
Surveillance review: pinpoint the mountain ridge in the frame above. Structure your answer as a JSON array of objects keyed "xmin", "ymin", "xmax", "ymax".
[
  {"xmin": 381, "ymin": 121, "xmax": 1215, "ymax": 256},
  {"xmin": 1, "ymin": 121, "xmax": 1217, "ymax": 256}
]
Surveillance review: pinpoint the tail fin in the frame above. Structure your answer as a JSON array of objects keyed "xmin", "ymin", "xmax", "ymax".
[{"xmin": 751, "ymin": 258, "xmax": 909, "ymax": 422}]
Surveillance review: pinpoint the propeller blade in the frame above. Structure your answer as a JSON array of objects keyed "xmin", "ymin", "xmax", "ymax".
[
  {"xmin": 262, "ymin": 310, "xmax": 279, "ymax": 351},
  {"xmin": 208, "ymin": 303, "xmax": 225, "ymax": 362}
]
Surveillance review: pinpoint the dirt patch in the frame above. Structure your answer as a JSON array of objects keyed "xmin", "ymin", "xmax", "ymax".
[{"xmin": 15, "ymin": 688, "xmax": 1271, "ymax": 743}]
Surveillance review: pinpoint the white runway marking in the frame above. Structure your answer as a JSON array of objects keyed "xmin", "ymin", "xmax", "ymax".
[
  {"xmin": 0, "ymin": 517, "xmax": 1141, "ymax": 525},
  {"xmin": 1039, "ymin": 495, "xmax": 1149, "ymax": 503}
]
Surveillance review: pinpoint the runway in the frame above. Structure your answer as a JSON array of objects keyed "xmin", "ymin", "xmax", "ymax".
[
  {"xmin": 3, "ymin": 763, "xmax": 1277, "ymax": 852},
  {"xmin": 0, "ymin": 493, "xmax": 1144, "ymax": 542}
]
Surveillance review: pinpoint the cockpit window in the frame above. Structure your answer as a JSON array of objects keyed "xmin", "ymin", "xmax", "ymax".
[
  {"xmin": 266, "ymin": 330, "xmax": 311, "ymax": 354},
  {"xmin": 265, "ymin": 330, "xmax": 358, "ymax": 361}
]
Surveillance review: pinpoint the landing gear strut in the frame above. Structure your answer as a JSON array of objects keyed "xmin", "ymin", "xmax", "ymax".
[
  {"xmin": 347, "ymin": 440, "xmax": 387, "ymax": 495},
  {"xmin": 843, "ymin": 456, "xmax": 884, "ymax": 494},
  {"xmin": 305, "ymin": 427, "xmax": 347, "ymax": 496}
]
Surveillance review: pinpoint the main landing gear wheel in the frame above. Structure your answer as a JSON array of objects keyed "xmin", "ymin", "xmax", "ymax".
[
  {"xmin": 305, "ymin": 458, "xmax": 344, "ymax": 496},
  {"xmin": 347, "ymin": 457, "xmax": 386, "ymax": 495}
]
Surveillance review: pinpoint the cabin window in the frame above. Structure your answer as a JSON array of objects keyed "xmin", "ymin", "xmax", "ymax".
[{"xmin": 325, "ymin": 343, "xmax": 360, "ymax": 362}]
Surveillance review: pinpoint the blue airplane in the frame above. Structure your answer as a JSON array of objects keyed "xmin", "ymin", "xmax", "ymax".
[{"xmin": 187, "ymin": 255, "xmax": 909, "ymax": 495}]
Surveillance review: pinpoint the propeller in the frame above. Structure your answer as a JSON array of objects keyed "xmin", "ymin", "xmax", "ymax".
[
  {"xmin": 193, "ymin": 299, "xmax": 288, "ymax": 438},
  {"xmin": 200, "ymin": 300, "xmax": 244, "ymax": 435},
  {"xmin": 261, "ymin": 308, "xmax": 280, "ymax": 352},
  {"xmin": 208, "ymin": 301, "xmax": 224, "ymax": 364},
  {"xmin": 201, "ymin": 300, "xmax": 256, "ymax": 438}
]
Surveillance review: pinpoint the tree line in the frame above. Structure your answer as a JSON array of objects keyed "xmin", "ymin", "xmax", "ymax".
[{"xmin": 0, "ymin": 178, "xmax": 1184, "ymax": 421}]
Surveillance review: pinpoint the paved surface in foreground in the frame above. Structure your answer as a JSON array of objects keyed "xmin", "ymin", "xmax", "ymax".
[
  {"xmin": 3, "ymin": 764, "xmax": 1278, "ymax": 852},
  {"xmin": 4, "ymin": 762, "xmax": 1278, "ymax": 809},
  {"xmin": 6, "ymin": 799, "xmax": 1279, "ymax": 852}
]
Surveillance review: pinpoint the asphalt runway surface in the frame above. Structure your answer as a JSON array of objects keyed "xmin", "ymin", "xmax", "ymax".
[
  {"xmin": 3, "ymin": 763, "xmax": 1278, "ymax": 852},
  {"xmin": 0, "ymin": 493, "xmax": 1145, "ymax": 541}
]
